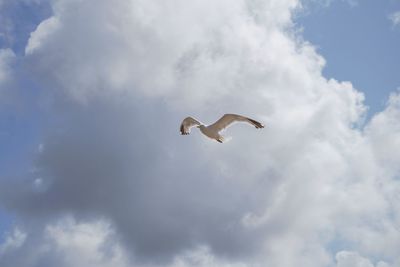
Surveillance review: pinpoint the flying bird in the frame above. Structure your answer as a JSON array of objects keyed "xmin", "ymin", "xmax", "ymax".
[{"xmin": 180, "ymin": 114, "xmax": 264, "ymax": 143}]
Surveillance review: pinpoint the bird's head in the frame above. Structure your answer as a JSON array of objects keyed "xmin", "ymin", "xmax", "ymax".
[{"xmin": 197, "ymin": 125, "xmax": 205, "ymax": 130}]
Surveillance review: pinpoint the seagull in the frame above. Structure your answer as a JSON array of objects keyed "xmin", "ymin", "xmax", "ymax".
[{"xmin": 180, "ymin": 114, "xmax": 264, "ymax": 143}]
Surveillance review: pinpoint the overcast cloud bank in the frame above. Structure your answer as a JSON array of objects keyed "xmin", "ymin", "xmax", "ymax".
[{"xmin": 1, "ymin": 0, "xmax": 400, "ymax": 266}]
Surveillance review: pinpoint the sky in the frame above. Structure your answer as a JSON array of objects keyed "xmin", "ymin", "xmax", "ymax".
[
  {"xmin": 0, "ymin": 0, "xmax": 400, "ymax": 267},
  {"xmin": 298, "ymin": 0, "xmax": 400, "ymax": 117}
]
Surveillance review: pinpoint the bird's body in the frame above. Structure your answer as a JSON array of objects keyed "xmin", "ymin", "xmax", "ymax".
[
  {"xmin": 198, "ymin": 125, "xmax": 224, "ymax": 143},
  {"xmin": 180, "ymin": 114, "xmax": 264, "ymax": 143}
]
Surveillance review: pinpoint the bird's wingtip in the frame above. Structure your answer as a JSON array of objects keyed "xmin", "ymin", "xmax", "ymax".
[
  {"xmin": 248, "ymin": 118, "xmax": 264, "ymax": 129},
  {"xmin": 180, "ymin": 124, "xmax": 186, "ymax": 135}
]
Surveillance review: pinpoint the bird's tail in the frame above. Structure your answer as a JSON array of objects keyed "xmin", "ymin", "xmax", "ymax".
[{"xmin": 217, "ymin": 136, "xmax": 231, "ymax": 143}]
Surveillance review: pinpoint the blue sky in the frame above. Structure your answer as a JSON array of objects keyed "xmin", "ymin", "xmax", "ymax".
[
  {"xmin": 0, "ymin": 1, "xmax": 52, "ymax": 240},
  {"xmin": 1, "ymin": 0, "xmax": 400, "ymax": 266},
  {"xmin": 298, "ymin": 0, "xmax": 400, "ymax": 116},
  {"xmin": 0, "ymin": 1, "xmax": 51, "ymax": 54}
]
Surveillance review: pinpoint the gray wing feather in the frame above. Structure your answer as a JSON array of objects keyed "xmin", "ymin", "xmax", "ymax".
[
  {"xmin": 180, "ymin": 117, "xmax": 201, "ymax": 135},
  {"xmin": 208, "ymin": 114, "xmax": 264, "ymax": 133}
]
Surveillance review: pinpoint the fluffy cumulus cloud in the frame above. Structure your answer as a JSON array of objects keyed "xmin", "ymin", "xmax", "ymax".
[{"xmin": 1, "ymin": 0, "xmax": 400, "ymax": 266}]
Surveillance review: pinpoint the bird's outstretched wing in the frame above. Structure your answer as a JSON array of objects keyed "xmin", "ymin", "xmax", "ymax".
[
  {"xmin": 208, "ymin": 114, "xmax": 264, "ymax": 133},
  {"xmin": 180, "ymin": 117, "xmax": 201, "ymax": 135}
]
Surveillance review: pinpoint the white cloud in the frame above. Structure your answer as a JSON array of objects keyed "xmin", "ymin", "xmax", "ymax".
[
  {"xmin": 25, "ymin": 16, "xmax": 60, "ymax": 55},
  {"xmin": 44, "ymin": 218, "xmax": 129, "ymax": 267},
  {"xmin": 335, "ymin": 251, "xmax": 385, "ymax": 267},
  {"xmin": 0, "ymin": 0, "xmax": 400, "ymax": 266},
  {"xmin": 0, "ymin": 218, "xmax": 252, "ymax": 267},
  {"xmin": 0, "ymin": 218, "xmax": 130, "ymax": 267},
  {"xmin": 389, "ymin": 11, "xmax": 400, "ymax": 27},
  {"xmin": 367, "ymin": 91, "xmax": 400, "ymax": 178},
  {"xmin": 0, "ymin": 228, "xmax": 26, "ymax": 256},
  {"xmin": 335, "ymin": 251, "xmax": 395, "ymax": 267}
]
